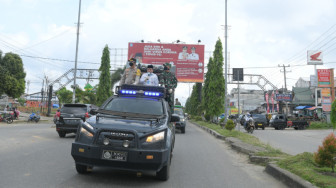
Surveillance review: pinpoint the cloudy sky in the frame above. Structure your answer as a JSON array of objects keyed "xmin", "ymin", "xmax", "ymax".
[{"xmin": 0, "ymin": 0, "xmax": 336, "ymax": 105}]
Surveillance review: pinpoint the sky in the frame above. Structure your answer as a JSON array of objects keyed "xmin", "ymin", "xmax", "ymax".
[{"xmin": 0, "ymin": 0, "xmax": 336, "ymax": 105}]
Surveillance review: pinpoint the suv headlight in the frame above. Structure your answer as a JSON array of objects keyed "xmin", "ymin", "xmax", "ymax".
[
  {"xmin": 80, "ymin": 122, "xmax": 94, "ymax": 138},
  {"xmin": 146, "ymin": 131, "xmax": 165, "ymax": 143}
]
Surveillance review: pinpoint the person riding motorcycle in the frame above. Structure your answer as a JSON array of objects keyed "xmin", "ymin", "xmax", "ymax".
[{"xmin": 244, "ymin": 113, "xmax": 253, "ymax": 129}]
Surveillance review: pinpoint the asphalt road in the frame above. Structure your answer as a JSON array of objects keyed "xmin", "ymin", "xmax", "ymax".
[
  {"xmin": 0, "ymin": 122, "xmax": 286, "ymax": 188},
  {"xmin": 237, "ymin": 124, "xmax": 334, "ymax": 155}
]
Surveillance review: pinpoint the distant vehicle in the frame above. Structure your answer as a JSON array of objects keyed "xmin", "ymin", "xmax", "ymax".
[
  {"xmin": 269, "ymin": 114, "xmax": 309, "ymax": 130},
  {"xmin": 55, "ymin": 104, "xmax": 92, "ymax": 138},
  {"xmin": 251, "ymin": 114, "xmax": 268, "ymax": 130},
  {"xmin": 27, "ymin": 112, "xmax": 40, "ymax": 123},
  {"xmin": 173, "ymin": 107, "xmax": 186, "ymax": 133}
]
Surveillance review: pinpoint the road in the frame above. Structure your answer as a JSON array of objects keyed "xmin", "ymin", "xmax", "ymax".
[
  {"xmin": 237, "ymin": 124, "xmax": 334, "ymax": 155},
  {"xmin": 0, "ymin": 122, "xmax": 286, "ymax": 188}
]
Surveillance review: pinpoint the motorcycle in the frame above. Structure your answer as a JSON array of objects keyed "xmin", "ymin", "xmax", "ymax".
[
  {"xmin": 27, "ymin": 112, "xmax": 40, "ymax": 123},
  {"xmin": 244, "ymin": 119, "xmax": 255, "ymax": 134},
  {"xmin": 0, "ymin": 113, "xmax": 13, "ymax": 124}
]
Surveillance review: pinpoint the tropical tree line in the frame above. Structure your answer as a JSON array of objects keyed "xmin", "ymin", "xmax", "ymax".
[{"xmin": 185, "ymin": 38, "xmax": 226, "ymax": 121}]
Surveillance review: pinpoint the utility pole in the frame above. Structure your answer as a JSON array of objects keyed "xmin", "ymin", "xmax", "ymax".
[
  {"xmin": 40, "ymin": 79, "xmax": 44, "ymax": 113},
  {"xmin": 72, "ymin": 0, "xmax": 82, "ymax": 103},
  {"xmin": 279, "ymin": 64, "xmax": 291, "ymax": 91},
  {"xmin": 224, "ymin": 0, "xmax": 228, "ymax": 124}
]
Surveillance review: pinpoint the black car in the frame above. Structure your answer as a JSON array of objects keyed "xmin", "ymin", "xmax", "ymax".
[
  {"xmin": 251, "ymin": 114, "xmax": 268, "ymax": 130},
  {"xmin": 56, "ymin": 104, "xmax": 91, "ymax": 138},
  {"xmin": 71, "ymin": 85, "xmax": 179, "ymax": 180},
  {"xmin": 173, "ymin": 107, "xmax": 186, "ymax": 133}
]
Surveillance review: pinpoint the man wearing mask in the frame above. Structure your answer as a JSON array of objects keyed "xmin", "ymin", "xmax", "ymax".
[
  {"xmin": 140, "ymin": 65, "xmax": 159, "ymax": 86},
  {"xmin": 120, "ymin": 58, "xmax": 141, "ymax": 85},
  {"xmin": 160, "ymin": 63, "xmax": 178, "ymax": 111}
]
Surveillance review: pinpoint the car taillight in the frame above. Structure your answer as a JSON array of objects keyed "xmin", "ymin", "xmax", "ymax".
[{"xmin": 85, "ymin": 112, "xmax": 89, "ymax": 118}]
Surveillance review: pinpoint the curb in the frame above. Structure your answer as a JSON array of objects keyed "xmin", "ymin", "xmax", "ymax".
[
  {"xmin": 190, "ymin": 121, "xmax": 316, "ymax": 188},
  {"xmin": 265, "ymin": 164, "xmax": 317, "ymax": 188}
]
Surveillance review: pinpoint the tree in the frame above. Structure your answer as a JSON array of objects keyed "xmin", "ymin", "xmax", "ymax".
[
  {"xmin": 96, "ymin": 45, "xmax": 112, "ymax": 106},
  {"xmin": 202, "ymin": 38, "xmax": 225, "ymax": 122},
  {"xmin": 331, "ymin": 100, "xmax": 336, "ymax": 131},
  {"xmin": 56, "ymin": 87, "xmax": 73, "ymax": 105},
  {"xmin": 185, "ymin": 83, "xmax": 202, "ymax": 116},
  {"xmin": 314, "ymin": 133, "xmax": 336, "ymax": 172},
  {"xmin": 111, "ymin": 67, "xmax": 126, "ymax": 93},
  {"xmin": 0, "ymin": 52, "xmax": 26, "ymax": 98}
]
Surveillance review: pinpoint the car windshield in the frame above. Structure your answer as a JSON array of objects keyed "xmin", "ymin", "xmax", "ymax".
[
  {"xmin": 252, "ymin": 114, "xmax": 266, "ymax": 120},
  {"xmin": 174, "ymin": 108, "xmax": 184, "ymax": 116},
  {"xmin": 103, "ymin": 97, "xmax": 163, "ymax": 116},
  {"xmin": 61, "ymin": 107, "xmax": 87, "ymax": 114}
]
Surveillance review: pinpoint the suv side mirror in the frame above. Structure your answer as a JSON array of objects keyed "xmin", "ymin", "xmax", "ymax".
[
  {"xmin": 89, "ymin": 109, "xmax": 98, "ymax": 115},
  {"xmin": 170, "ymin": 114, "xmax": 180, "ymax": 122}
]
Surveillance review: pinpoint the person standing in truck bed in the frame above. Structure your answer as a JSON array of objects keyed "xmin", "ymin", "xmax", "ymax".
[{"xmin": 120, "ymin": 58, "xmax": 141, "ymax": 85}]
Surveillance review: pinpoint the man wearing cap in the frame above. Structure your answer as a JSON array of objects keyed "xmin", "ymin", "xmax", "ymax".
[
  {"xmin": 139, "ymin": 65, "xmax": 159, "ymax": 86},
  {"xmin": 120, "ymin": 58, "xmax": 141, "ymax": 85},
  {"xmin": 188, "ymin": 47, "xmax": 199, "ymax": 60},
  {"xmin": 178, "ymin": 46, "xmax": 189, "ymax": 60},
  {"xmin": 160, "ymin": 63, "xmax": 178, "ymax": 111}
]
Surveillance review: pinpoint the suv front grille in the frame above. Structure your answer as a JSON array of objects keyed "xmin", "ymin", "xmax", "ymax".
[{"xmin": 97, "ymin": 130, "xmax": 136, "ymax": 148}]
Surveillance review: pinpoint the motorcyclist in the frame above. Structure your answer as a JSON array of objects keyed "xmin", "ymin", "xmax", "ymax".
[{"xmin": 244, "ymin": 113, "xmax": 253, "ymax": 129}]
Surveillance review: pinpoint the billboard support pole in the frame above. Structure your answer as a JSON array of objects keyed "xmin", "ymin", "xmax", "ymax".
[
  {"xmin": 315, "ymin": 65, "xmax": 318, "ymax": 107},
  {"xmin": 237, "ymin": 70, "xmax": 240, "ymax": 131}
]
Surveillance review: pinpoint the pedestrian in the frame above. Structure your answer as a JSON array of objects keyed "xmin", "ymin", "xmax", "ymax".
[
  {"xmin": 139, "ymin": 65, "xmax": 159, "ymax": 86},
  {"xmin": 159, "ymin": 63, "xmax": 178, "ymax": 111},
  {"xmin": 4, "ymin": 105, "xmax": 9, "ymax": 113},
  {"xmin": 119, "ymin": 58, "xmax": 141, "ymax": 85},
  {"xmin": 175, "ymin": 98, "xmax": 181, "ymax": 106}
]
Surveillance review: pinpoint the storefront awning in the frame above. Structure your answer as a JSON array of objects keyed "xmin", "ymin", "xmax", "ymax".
[
  {"xmin": 295, "ymin": 106, "xmax": 312, "ymax": 110},
  {"xmin": 306, "ymin": 106, "xmax": 316, "ymax": 110}
]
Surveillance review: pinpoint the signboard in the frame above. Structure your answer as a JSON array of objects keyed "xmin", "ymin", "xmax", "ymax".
[
  {"xmin": 310, "ymin": 75, "xmax": 317, "ymax": 87},
  {"xmin": 275, "ymin": 94, "xmax": 292, "ymax": 101},
  {"xmin": 232, "ymin": 68, "xmax": 244, "ymax": 81},
  {"xmin": 230, "ymin": 108, "xmax": 238, "ymax": 114},
  {"xmin": 128, "ymin": 42, "xmax": 205, "ymax": 82},
  {"xmin": 307, "ymin": 50, "xmax": 323, "ymax": 65},
  {"xmin": 321, "ymin": 88, "xmax": 331, "ymax": 112},
  {"xmin": 317, "ymin": 69, "xmax": 331, "ymax": 87}
]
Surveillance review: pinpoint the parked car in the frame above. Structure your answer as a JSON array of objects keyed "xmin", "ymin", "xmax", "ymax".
[
  {"xmin": 55, "ymin": 104, "xmax": 92, "ymax": 138},
  {"xmin": 251, "ymin": 114, "xmax": 268, "ymax": 130},
  {"xmin": 269, "ymin": 114, "xmax": 309, "ymax": 130}
]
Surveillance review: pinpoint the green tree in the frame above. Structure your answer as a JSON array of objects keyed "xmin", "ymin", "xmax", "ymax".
[
  {"xmin": 111, "ymin": 67, "xmax": 126, "ymax": 94},
  {"xmin": 56, "ymin": 87, "xmax": 73, "ymax": 105},
  {"xmin": 185, "ymin": 83, "xmax": 202, "ymax": 116},
  {"xmin": 0, "ymin": 52, "xmax": 26, "ymax": 98},
  {"xmin": 96, "ymin": 45, "xmax": 112, "ymax": 106},
  {"xmin": 331, "ymin": 100, "xmax": 336, "ymax": 131},
  {"xmin": 202, "ymin": 39, "xmax": 225, "ymax": 122}
]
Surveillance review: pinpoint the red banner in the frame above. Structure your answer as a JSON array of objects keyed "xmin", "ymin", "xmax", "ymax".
[
  {"xmin": 317, "ymin": 69, "xmax": 331, "ymax": 87},
  {"xmin": 128, "ymin": 42, "xmax": 205, "ymax": 82},
  {"xmin": 271, "ymin": 91, "xmax": 274, "ymax": 113},
  {"xmin": 265, "ymin": 93, "xmax": 269, "ymax": 113}
]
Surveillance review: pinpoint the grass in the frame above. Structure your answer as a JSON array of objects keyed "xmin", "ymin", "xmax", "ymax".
[
  {"xmin": 277, "ymin": 152, "xmax": 336, "ymax": 188},
  {"xmin": 308, "ymin": 122, "xmax": 334, "ymax": 130},
  {"xmin": 191, "ymin": 120, "xmax": 289, "ymax": 158}
]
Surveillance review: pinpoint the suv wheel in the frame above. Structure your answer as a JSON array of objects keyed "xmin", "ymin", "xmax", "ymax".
[
  {"xmin": 58, "ymin": 131, "xmax": 66, "ymax": 138},
  {"xmin": 262, "ymin": 126, "xmax": 265, "ymax": 130},
  {"xmin": 156, "ymin": 153, "xmax": 171, "ymax": 181},
  {"xmin": 76, "ymin": 164, "xmax": 92, "ymax": 174},
  {"xmin": 181, "ymin": 127, "xmax": 185, "ymax": 134}
]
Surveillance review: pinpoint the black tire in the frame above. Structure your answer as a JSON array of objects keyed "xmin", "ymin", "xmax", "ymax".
[
  {"xmin": 181, "ymin": 127, "xmax": 185, "ymax": 134},
  {"xmin": 262, "ymin": 126, "xmax": 265, "ymax": 130},
  {"xmin": 255, "ymin": 126, "xmax": 258, "ymax": 130},
  {"xmin": 58, "ymin": 131, "xmax": 66, "ymax": 138},
  {"xmin": 6, "ymin": 118, "xmax": 13, "ymax": 124},
  {"xmin": 294, "ymin": 127, "xmax": 298, "ymax": 130},
  {"xmin": 75, "ymin": 164, "xmax": 91, "ymax": 174},
  {"xmin": 275, "ymin": 127, "xmax": 278, "ymax": 130},
  {"xmin": 156, "ymin": 152, "xmax": 171, "ymax": 181}
]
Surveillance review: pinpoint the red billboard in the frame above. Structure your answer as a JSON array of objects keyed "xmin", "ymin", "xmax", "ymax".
[
  {"xmin": 128, "ymin": 42, "xmax": 205, "ymax": 82},
  {"xmin": 317, "ymin": 69, "xmax": 331, "ymax": 87}
]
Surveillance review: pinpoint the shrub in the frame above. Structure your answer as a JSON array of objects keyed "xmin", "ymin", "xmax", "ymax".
[
  {"xmin": 194, "ymin": 116, "xmax": 202, "ymax": 121},
  {"xmin": 314, "ymin": 133, "xmax": 336, "ymax": 172},
  {"xmin": 309, "ymin": 122, "xmax": 331, "ymax": 129},
  {"xmin": 225, "ymin": 119, "xmax": 235, "ymax": 131}
]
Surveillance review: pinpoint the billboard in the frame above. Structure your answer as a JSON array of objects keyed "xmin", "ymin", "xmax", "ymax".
[
  {"xmin": 317, "ymin": 69, "xmax": 331, "ymax": 87},
  {"xmin": 232, "ymin": 68, "xmax": 244, "ymax": 81},
  {"xmin": 128, "ymin": 42, "xmax": 205, "ymax": 82},
  {"xmin": 307, "ymin": 50, "xmax": 323, "ymax": 65}
]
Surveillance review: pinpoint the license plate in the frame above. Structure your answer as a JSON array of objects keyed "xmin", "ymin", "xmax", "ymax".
[
  {"xmin": 102, "ymin": 150, "xmax": 127, "ymax": 161},
  {"xmin": 258, "ymin": 124, "xmax": 262, "ymax": 126}
]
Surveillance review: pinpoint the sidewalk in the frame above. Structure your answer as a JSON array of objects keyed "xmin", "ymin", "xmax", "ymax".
[{"xmin": 12, "ymin": 112, "xmax": 54, "ymax": 124}]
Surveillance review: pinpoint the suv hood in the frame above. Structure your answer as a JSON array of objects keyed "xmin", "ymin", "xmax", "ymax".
[{"xmin": 87, "ymin": 117, "xmax": 165, "ymax": 133}]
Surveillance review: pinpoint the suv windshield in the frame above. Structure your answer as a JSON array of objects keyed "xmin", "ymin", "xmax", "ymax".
[
  {"xmin": 174, "ymin": 108, "xmax": 184, "ymax": 116},
  {"xmin": 252, "ymin": 114, "xmax": 266, "ymax": 120},
  {"xmin": 103, "ymin": 97, "xmax": 163, "ymax": 116}
]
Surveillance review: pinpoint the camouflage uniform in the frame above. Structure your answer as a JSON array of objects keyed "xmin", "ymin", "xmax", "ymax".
[{"xmin": 159, "ymin": 63, "xmax": 178, "ymax": 112}]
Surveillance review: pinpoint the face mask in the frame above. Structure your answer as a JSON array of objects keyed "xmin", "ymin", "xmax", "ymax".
[{"xmin": 129, "ymin": 62, "xmax": 134, "ymax": 66}]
